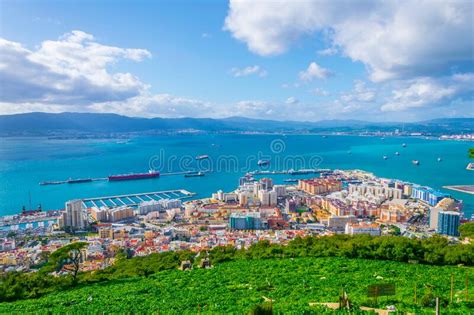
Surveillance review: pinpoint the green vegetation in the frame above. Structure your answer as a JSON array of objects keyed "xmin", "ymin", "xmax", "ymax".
[
  {"xmin": 1, "ymin": 257, "xmax": 472, "ymax": 314},
  {"xmin": 1, "ymin": 234, "xmax": 473, "ymax": 312},
  {"xmin": 459, "ymin": 222, "xmax": 474, "ymax": 239}
]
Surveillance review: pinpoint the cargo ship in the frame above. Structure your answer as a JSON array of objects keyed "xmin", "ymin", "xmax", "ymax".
[
  {"xmin": 39, "ymin": 181, "xmax": 63, "ymax": 186},
  {"xmin": 108, "ymin": 169, "xmax": 160, "ymax": 181},
  {"xmin": 67, "ymin": 178, "xmax": 92, "ymax": 184}
]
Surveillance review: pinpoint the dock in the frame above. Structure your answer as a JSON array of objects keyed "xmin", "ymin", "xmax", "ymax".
[
  {"xmin": 249, "ymin": 168, "xmax": 331, "ymax": 176},
  {"xmin": 40, "ymin": 170, "xmax": 208, "ymax": 186},
  {"xmin": 81, "ymin": 189, "xmax": 196, "ymax": 208}
]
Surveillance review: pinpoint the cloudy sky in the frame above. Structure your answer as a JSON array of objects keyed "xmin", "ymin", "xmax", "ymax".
[{"xmin": 0, "ymin": 0, "xmax": 473, "ymax": 122}]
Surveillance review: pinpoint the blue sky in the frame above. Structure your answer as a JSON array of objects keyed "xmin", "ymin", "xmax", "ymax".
[{"xmin": 0, "ymin": 0, "xmax": 473, "ymax": 122}]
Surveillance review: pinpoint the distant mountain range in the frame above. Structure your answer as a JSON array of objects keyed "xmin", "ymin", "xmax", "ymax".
[{"xmin": 0, "ymin": 112, "xmax": 472, "ymax": 136}]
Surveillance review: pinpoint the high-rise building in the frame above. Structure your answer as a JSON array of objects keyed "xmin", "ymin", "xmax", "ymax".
[
  {"xmin": 429, "ymin": 207, "xmax": 441, "ymax": 229},
  {"xmin": 258, "ymin": 190, "xmax": 277, "ymax": 206},
  {"xmin": 437, "ymin": 211, "xmax": 460, "ymax": 236},
  {"xmin": 260, "ymin": 178, "xmax": 273, "ymax": 190},
  {"xmin": 229, "ymin": 212, "xmax": 264, "ymax": 230},
  {"xmin": 61, "ymin": 199, "xmax": 86, "ymax": 230},
  {"xmin": 272, "ymin": 185, "xmax": 287, "ymax": 197}
]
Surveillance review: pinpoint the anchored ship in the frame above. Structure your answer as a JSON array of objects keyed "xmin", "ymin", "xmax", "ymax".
[
  {"xmin": 39, "ymin": 181, "xmax": 63, "ymax": 186},
  {"xmin": 185, "ymin": 171, "xmax": 205, "ymax": 177},
  {"xmin": 108, "ymin": 169, "xmax": 160, "ymax": 181},
  {"xmin": 257, "ymin": 159, "xmax": 270, "ymax": 166}
]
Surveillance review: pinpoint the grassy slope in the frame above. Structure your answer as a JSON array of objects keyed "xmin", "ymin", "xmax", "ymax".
[{"xmin": 1, "ymin": 257, "xmax": 472, "ymax": 314}]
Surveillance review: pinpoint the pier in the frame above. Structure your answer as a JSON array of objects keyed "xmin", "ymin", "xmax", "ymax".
[
  {"xmin": 443, "ymin": 185, "xmax": 474, "ymax": 195},
  {"xmin": 249, "ymin": 168, "xmax": 331, "ymax": 176},
  {"xmin": 39, "ymin": 170, "xmax": 208, "ymax": 186},
  {"xmin": 81, "ymin": 189, "xmax": 196, "ymax": 208}
]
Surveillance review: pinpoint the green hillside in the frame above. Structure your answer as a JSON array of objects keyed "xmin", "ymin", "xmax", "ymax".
[{"xmin": 1, "ymin": 257, "xmax": 472, "ymax": 314}]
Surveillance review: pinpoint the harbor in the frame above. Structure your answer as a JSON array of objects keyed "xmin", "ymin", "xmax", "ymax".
[{"xmin": 81, "ymin": 189, "xmax": 195, "ymax": 208}]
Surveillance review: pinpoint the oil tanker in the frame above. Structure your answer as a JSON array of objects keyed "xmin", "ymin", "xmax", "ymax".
[{"xmin": 108, "ymin": 169, "xmax": 160, "ymax": 181}]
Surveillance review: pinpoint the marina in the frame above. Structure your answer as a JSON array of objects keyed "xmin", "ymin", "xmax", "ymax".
[{"xmin": 81, "ymin": 189, "xmax": 195, "ymax": 208}]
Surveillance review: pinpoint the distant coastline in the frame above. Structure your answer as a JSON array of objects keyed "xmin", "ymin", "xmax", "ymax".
[{"xmin": 0, "ymin": 112, "xmax": 473, "ymax": 138}]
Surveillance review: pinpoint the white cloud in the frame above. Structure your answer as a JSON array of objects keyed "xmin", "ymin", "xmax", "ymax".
[
  {"xmin": 317, "ymin": 47, "xmax": 337, "ymax": 56},
  {"xmin": 299, "ymin": 62, "xmax": 332, "ymax": 81},
  {"xmin": 381, "ymin": 77, "xmax": 460, "ymax": 112},
  {"xmin": 452, "ymin": 73, "xmax": 474, "ymax": 82},
  {"xmin": 224, "ymin": 0, "xmax": 473, "ymax": 82},
  {"xmin": 340, "ymin": 80, "xmax": 375, "ymax": 103},
  {"xmin": 0, "ymin": 31, "xmax": 151, "ymax": 105},
  {"xmin": 230, "ymin": 65, "xmax": 267, "ymax": 77},
  {"xmin": 89, "ymin": 93, "xmax": 213, "ymax": 118},
  {"xmin": 285, "ymin": 96, "xmax": 299, "ymax": 104},
  {"xmin": 310, "ymin": 88, "xmax": 329, "ymax": 96}
]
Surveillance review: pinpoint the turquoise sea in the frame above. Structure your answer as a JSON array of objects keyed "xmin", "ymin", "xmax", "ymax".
[{"xmin": 0, "ymin": 135, "xmax": 472, "ymax": 217}]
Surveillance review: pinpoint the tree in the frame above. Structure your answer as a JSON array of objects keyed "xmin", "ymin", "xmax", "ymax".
[
  {"xmin": 42, "ymin": 242, "xmax": 87, "ymax": 284},
  {"xmin": 459, "ymin": 222, "xmax": 474, "ymax": 239}
]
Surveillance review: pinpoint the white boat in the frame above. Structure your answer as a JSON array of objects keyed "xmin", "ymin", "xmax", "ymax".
[
  {"xmin": 466, "ymin": 163, "xmax": 474, "ymax": 171},
  {"xmin": 437, "ymin": 157, "xmax": 442, "ymax": 162},
  {"xmin": 257, "ymin": 159, "xmax": 270, "ymax": 166},
  {"xmin": 195, "ymin": 155, "xmax": 209, "ymax": 160},
  {"xmin": 402, "ymin": 143, "xmax": 407, "ymax": 147},
  {"xmin": 395, "ymin": 152, "xmax": 400, "ymax": 156},
  {"xmin": 383, "ymin": 155, "xmax": 388, "ymax": 160},
  {"xmin": 412, "ymin": 160, "xmax": 420, "ymax": 166}
]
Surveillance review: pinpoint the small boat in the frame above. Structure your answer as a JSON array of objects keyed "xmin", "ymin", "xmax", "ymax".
[
  {"xmin": 395, "ymin": 152, "xmax": 400, "ymax": 156},
  {"xmin": 437, "ymin": 157, "xmax": 442, "ymax": 162},
  {"xmin": 185, "ymin": 171, "xmax": 205, "ymax": 177},
  {"xmin": 466, "ymin": 163, "xmax": 474, "ymax": 171},
  {"xmin": 195, "ymin": 155, "xmax": 209, "ymax": 160},
  {"xmin": 257, "ymin": 159, "xmax": 270, "ymax": 166},
  {"xmin": 412, "ymin": 160, "xmax": 420, "ymax": 166},
  {"xmin": 383, "ymin": 155, "xmax": 388, "ymax": 160},
  {"xmin": 348, "ymin": 150, "xmax": 352, "ymax": 155},
  {"xmin": 284, "ymin": 179, "xmax": 299, "ymax": 183},
  {"xmin": 322, "ymin": 135, "xmax": 327, "ymax": 138},
  {"xmin": 402, "ymin": 143, "xmax": 407, "ymax": 147}
]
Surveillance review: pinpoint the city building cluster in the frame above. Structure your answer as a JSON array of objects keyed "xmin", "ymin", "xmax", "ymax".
[{"xmin": 0, "ymin": 169, "xmax": 469, "ymax": 273}]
